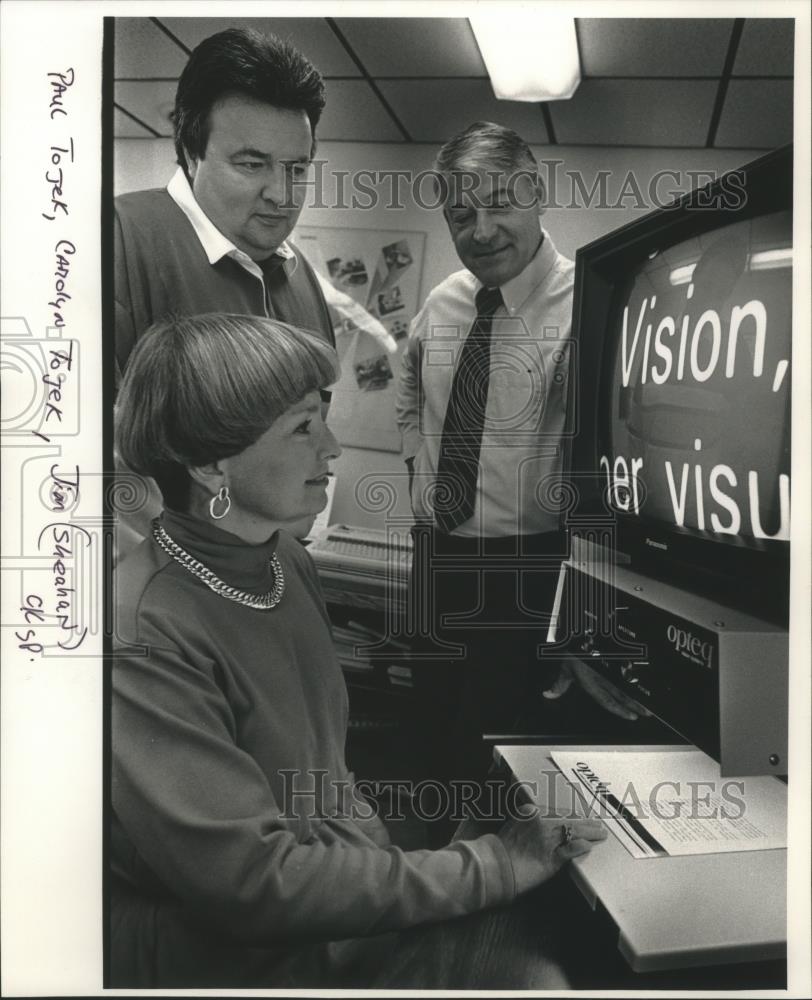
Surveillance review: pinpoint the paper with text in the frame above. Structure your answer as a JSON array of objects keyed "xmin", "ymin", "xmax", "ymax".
[{"xmin": 550, "ymin": 749, "xmax": 787, "ymax": 860}]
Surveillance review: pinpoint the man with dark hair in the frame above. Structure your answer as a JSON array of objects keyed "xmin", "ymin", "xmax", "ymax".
[
  {"xmin": 113, "ymin": 28, "xmax": 335, "ymax": 557},
  {"xmin": 396, "ymin": 122, "xmax": 641, "ymax": 842},
  {"xmin": 172, "ymin": 28, "xmax": 325, "ymax": 170},
  {"xmin": 114, "ymin": 28, "xmax": 333, "ymax": 378}
]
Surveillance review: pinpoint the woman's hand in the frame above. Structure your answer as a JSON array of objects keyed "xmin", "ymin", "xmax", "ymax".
[
  {"xmin": 497, "ymin": 805, "xmax": 608, "ymax": 895},
  {"xmin": 544, "ymin": 660, "xmax": 651, "ymax": 721}
]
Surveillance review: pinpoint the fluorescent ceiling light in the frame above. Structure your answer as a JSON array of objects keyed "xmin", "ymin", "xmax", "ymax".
[
  {"xmin": 669, "ymin": 247, "xmax": 793, "ymax": 286},
  {"xmin": 470, "ymin": 13, "xmax": 580, "ymax": 102},
  {"xmin": 670, "ymin": 263, "xmax": 697, "ymax": 286},
  {"xmin": 749, "ymin": 248, "xmax": 793, "ymax": 271}
]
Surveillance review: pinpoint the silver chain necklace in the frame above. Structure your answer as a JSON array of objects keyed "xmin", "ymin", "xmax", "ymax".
[{"xmin": 152, "ymin": 519, "xmax": 285, "ymax": 610}]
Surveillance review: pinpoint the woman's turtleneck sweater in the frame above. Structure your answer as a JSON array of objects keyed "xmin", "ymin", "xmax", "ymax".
[{"xmin": 112, "ymin": 509, "xmax": 516, "ymax": 953}]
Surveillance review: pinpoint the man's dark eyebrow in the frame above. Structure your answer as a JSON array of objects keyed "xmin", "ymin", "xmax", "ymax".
[
  {"xmin": 229, "ymin": 147, "xmax": 271, "ymax": 160},
  {"xmin": 229, "ymin": 148, "xmax": 310, "ymax": 165}
]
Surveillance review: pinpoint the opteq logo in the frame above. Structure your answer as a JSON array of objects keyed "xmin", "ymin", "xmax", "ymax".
[{"xmin": 666, "ymin": 624, "xmax": 714, "ymax": 669}]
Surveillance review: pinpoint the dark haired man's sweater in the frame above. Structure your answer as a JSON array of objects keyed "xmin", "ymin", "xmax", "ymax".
[{"xmin": 114, "ymin": 183, "xmax": 333, "ymax": 377}]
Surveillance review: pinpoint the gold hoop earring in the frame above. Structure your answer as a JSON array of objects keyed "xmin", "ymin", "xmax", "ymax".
[{"xmin": 209, "ymin": 485, "xmax": 231, "ymax": 520}]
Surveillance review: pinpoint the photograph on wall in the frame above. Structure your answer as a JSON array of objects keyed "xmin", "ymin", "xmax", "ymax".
[
  {"xmin": 367, "ymin": 238, "xmax": 415, "ymax": 305},
  {"xmin": 387, "ymin": 318, "xmax": 410, "ymax": 342},
  {"xmin": 327, "ymin": 255, "xmax": 369, "ymax": 292},
  {"xmin": 376, "ymin": 286, "xmax": 405, "ymax": 316},
  {"xmin": 296, "ymin": 226, "xmax": 426, "ymax": 452},
  {"xmin": 354, "ymin": 352, "xmax": 394, "ymax": 391}
]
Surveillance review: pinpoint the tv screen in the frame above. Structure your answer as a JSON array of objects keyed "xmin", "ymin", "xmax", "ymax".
[
  {"xmin": 602, "ymin": 209, "xmax": 791, "ymax": 543},
  {"xmin": 570, "ymin": 146, "xmax": 792, "ymax": 622}
]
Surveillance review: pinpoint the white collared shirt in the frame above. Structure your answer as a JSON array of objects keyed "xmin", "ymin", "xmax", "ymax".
[
  {"xmin": 396, "ymin": 228, "xmax": 575, "ymax": 536},
  {"xmin": 166, "ymin": 168, "xmax": 298, "ymax": 282}
]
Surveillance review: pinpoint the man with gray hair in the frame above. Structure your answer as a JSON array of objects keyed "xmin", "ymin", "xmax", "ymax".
[{"xmin": 397, "ymin": 122, "xmax": 638, "ymax": 842}]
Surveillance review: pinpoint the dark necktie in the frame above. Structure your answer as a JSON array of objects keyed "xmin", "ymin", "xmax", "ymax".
[
  {"xmin": 259, "ymin": 253, "xmax": 288, "ymax": 316},
  {"xmin": 434, "ymin": 285, "xmax": 504, "ymax": 534}
]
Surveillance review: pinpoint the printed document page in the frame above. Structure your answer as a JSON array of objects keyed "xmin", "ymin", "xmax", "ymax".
[{"xmin": 550, "ymin": 749, "xmax": 787, "ymax": 860}]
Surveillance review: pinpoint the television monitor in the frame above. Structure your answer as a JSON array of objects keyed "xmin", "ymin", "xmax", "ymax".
[{"xmin": 567, "ymin": 146, "xmax": 792, "ymax": 626}]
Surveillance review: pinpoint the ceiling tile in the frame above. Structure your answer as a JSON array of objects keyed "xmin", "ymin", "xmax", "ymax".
[
  {"xmin": 111, "ymin": 18, "xmax": 792, "ymax": 151},
  {"xmin": 550, "ymin": 79, "xmax": 718, "ymax": 146},
  {"xmin": 157, "ymin": 17, "xmax": 361, "ymax": 77},
  {"xmin": 715, "ymin": 80, "xmax": 793, "ymax": 149},
  {"xmin": 315, "ymin": 81, "xmax": 405, "ymax": 142},
  {"xmin": 114, "ymin": 80, "xmax": 176, "ymax": 137},
  {"xmin": 377, "ymin": 80, "xmax": 548, "ymax": 144},
  {"xmin": 733, "ymin": 19, "xmax": 794, "ymax": 76},
  {"xmin": 115, "ymin": 18, "xmax": 189, "ymax": 79},
  {"xmin": 114, "ymin": 107, "xmax": 156, "ymax": 139},
  {"xmin": 114, "ymin": 78, "xmax": 403, "ymax": 144},
  {"xmin": 336, "ymin": 18, "xmax": 486, "ymax": 77},
  {"xmin": 577, "ymin": 19, "xmax": 734, "ymax": 77}
]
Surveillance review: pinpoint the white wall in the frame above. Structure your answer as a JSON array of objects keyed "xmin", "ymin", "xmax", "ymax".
[{"xmin": 115, "ymin": 139, "xmax": 758, "ymax": 529}]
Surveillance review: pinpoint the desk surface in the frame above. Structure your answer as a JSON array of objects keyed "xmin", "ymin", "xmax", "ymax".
[
  {"xmin": 497, "ymin": 743, "xmax": 787, "ymax": 973},
  {"xmin": 373, "ymin": 873, "xmax": 785, "ymax": 991}
]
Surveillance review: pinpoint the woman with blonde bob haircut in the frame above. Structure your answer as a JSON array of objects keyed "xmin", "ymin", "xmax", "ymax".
[{"xmin": 111, "ymin": 312, "xmax": 606, "ymax": 988}]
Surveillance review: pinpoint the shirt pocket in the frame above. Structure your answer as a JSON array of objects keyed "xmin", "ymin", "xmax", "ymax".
[{"xmin": 486, "ymin": 367, "xmax": 546, "ymax": 435}]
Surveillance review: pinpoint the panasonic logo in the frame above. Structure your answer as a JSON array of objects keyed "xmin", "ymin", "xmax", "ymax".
[{"xmin": 645, "ymin": 538, "xmax": 668, "ymax": 550}]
